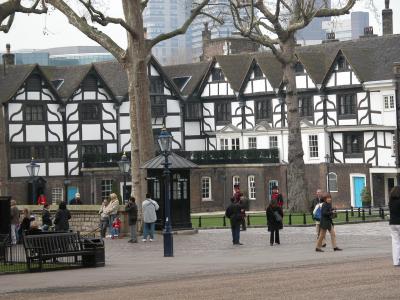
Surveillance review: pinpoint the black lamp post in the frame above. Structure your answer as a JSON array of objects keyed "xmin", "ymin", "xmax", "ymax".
[
  {"xmin": 117, "ymin": 152, "xmax": 130, "ymax": 204},
  {"xmin": 325, "ymin": 154, "xmax": 330, "ymax": 193},
  {"xmin": 26, "ymin": 158, "xmax": 40, "ymax": 204},
  {"xmin": 158, "ymin": 127, "xmax": 173, "ymax": 257}
]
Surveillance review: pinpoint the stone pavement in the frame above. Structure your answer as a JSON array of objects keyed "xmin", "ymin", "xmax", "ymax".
[{"xmin": 0, "ymin": 222, "xmax": 393, "ymax": 295}]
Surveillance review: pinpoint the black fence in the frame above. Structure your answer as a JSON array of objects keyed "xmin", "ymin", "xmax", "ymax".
[{"xmin": 192, "ymin": 206, "xmax": 388, "ymax": 229}]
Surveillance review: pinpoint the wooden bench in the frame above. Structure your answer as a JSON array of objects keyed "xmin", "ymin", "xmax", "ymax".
[{"xmin": 22, "ymin": 232, "xmax": 97, "ymax": 271}]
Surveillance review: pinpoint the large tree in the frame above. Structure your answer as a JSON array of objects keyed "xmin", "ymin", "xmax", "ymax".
[
  {"xmin": 228, "ymin": 0, "xmax": 359, "ymax": 211},
  {"xmin": 0, "ymin": 0, "xmax": 214, "ymax": 207}
]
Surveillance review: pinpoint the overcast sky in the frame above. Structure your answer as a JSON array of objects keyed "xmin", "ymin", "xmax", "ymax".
[{"xmin": 0, "ymin": 1, "xmax": 399, "ymax": 51}]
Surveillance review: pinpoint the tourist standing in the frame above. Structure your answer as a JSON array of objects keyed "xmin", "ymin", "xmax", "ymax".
[
  {"xmin": 37, "ymin": 193, "xmax": 47, "ymax": 205},
  {"xmin": 315, "ymin": 193, "xmax": 342, "ymax": 252},
  {"xmin": 389, "ymin": 186, "xmax": 400, "ymax": 266},
  {"xmin": 54, "ymin": 202, "xmax": 71, "ymax": 232},
  {"xmin": 99, "ymin": 199, "xmax": 109, "ymax": 238},
  {"xmin": 266, "ymin": 198, "xmax": 283, "ymax": 246},
  {"xmin": 18, "ymin": 208, "xmax": 32, "ymax": 238},
  {"xmin": 311, "ymin": 189, "xmax": 326, "ymax": 247},
  {"xmin": 232, "ymin": 185, "xmax": 247, "ymax": 231},
  {"xmin": 69, "ymin": 193, "xmax": 82, "ymax": 205},
  {"xmin": 142, "ymin": 193, "xmax": 159, "ymax": 242},
  {"xmin": 125, "ymin": 196, "xmax": 138, "ymax": 243},
  {"xmin": 105, "ymin": 193, "xmax": 120, "ymax": 237},
  {"xmin": 271, "ymin": 185, "xmax": 284, "ymax": 208},
  {"xmin": 225, "ymin": 197, "xmax": 243, "ymax": 245},
  {"xmin": 41, "ymin": 203, "xmax": 52, "ymax": 231},
  {"xmin": 10, "ymin": 200, "xmax": 19, "ymax": 245}
]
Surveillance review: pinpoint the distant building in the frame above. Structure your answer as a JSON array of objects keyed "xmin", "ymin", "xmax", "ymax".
[{"xmin": 322, "ymin": 11, "xmax": 370, "ymax": 41}]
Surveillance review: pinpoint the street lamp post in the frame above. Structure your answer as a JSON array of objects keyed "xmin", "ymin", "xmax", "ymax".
[
  {"xmin": 117, "ymin": 152, "xmax": 130, "ymax": 204},
  {"xmin": 26, "ymin": 158, "xmax": 40, "ymax": 204},
  {"xmin": 158, "ymin": 127, "xmax": 173, "ymax": 257},
  {"xmin": 325, "ymin": 154, "xmax": 330, "ymax": 193}
]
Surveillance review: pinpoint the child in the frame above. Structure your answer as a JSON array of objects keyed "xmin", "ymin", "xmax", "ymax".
[{"xmin": 111, "ymin": 215, "xmax": 121, "ymax": 239}]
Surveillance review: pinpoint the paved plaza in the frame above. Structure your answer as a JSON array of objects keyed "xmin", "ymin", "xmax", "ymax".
[{"xmin": 0, "ymin": 222, "xmax": 398, "ymax": 299}]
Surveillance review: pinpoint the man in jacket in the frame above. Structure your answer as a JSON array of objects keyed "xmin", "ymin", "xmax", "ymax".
[
  {"xmin": 41, "ymin": 203, "xmax": 52, "ymax": 231},
  {"xmin": 225, "ymin": 198, "xmax": 243, "ymax": 245},
  {"xmin": 142, "ymin": 193, "xmax": 159, "ymax": 242},
  {"xmin": 311, "ymin": 189, "xmax": 326, "ymax": 246},
  {"xmin": 69, "ymin": 193, "xmax": 82, "ymax": 205},
  {"xmin": 125, "ymin": 196, "xmax": 138, "ymax": 243}
]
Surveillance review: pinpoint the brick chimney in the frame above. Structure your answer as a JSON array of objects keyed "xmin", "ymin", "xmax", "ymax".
[
  {"xmin": 382, "ymin": 0, "xmax": 393, "ymax": 35},
  {"xmin": 2, "ymin": 44, "xmax": 15, "ymax": 66},
  {"xmin": 202, "ymin": 22, "xmax": 211, "ymax": 42},
  {"xmin": 360, "ymin": 26, "xmax": 377, "ymax": 38},
  {"xmin": 322, "ymin": 32, "xmax": 338, "ymax": 43}
]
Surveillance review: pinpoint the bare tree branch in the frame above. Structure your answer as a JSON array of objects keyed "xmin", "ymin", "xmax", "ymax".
[
  {"xmin": 315, "ymin": 0, "xmax": 356, "ymax": 17},
  {"xmin": 140, "ymin": 0, "xmax": 150, "ymax": 12},
  {"xmin": 0, "ymin": 13, "xmax": 14, "ymax": 33}
]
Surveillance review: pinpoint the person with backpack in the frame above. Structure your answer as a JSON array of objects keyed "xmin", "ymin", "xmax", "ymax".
[
  {"xmin": 311, "ymin": 189, "xmax": 326, "ymax": 247},
  {"xmin": 266, "ymin": 198, "xmax": 283, "ymax": 246},
  {"xmin": 225, "ymin": 197, "xmax": 243, "ymax": 245},
  {"xmin": 142, "ymin": 193, "xmax": 159, "ymax": 242}
]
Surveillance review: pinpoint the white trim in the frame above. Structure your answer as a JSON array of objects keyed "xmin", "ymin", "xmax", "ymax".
[
  {"xmin": 349, "ymin": 173, "xmax": 366, "ymax": 207},
  {"xmin": 327, "ymin": 172, "xmax": 338, "ymax": 193},
  {"xmin": 201, "ymin": 176, "xmax": 212, "ymax": 201},
  {"xmin": 248, "ymin": 175, "xmax": 256, "ymax": 200},
  {"xmin": 363, "ymin": 79, "xmax": 396, "ymax": 90},
  {"xmin": 369, "ymin": 167, "xmax": 400, "ymax": 174}
]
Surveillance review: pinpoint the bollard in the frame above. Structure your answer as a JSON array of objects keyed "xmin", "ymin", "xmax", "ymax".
[
  {"xmin": 381, "ymin": 208, "xmax": 385, "ymax": 220},
  {"xmin": 247, "ymin": 215, "xmax": 250, "ymax": 226},
  {"xmin": 303, "ymin": 213, "xmax": 307, "ymax": 225},
  {"xmin": 345, "ymin": 210, "xmax": 349, "ymax": 223},
  {"xmin": 351, "ymin": 207, "xmax": 354, "ymax": 217},
  {"xmin": 368, "ymin": 207, "xmax": 371, "ymax": 216},
  {"xmin": 198, "ymin": 216, "xmax": 202, "ymax": 228},
  {"xmin": 289, "ymin": 214, "xmax": 292, "ymax": 225},
  {"xmin": 362, "ymin": 209, "xmax": 365, "ymax": 221},
  {"xmin": 223, "ymin": 216, "xmax": 226, "ymax": 227},
  {"xmin": 358, "ymin": 207, "xmax": 361, "ymax": 218}
]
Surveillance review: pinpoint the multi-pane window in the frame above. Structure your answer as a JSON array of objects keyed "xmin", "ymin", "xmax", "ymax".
[
  {"xmin": 215, "ymin": 102, "xmax": 231, "ymax": 124},
  {"xmin": 393, "ymin": 134, "xmax": 397, "ymax": 157},
  {"xmin": 83, "ymin": 75, "xmax": 97, "ymax": 91},
  {"xmin": 248, "ymin": 175, "xmax": 256, "ymax": 200},
  {"xmin": 101, "ymin": 179, "xmax": 113, "ymax": 201},
  {"xmin": 255, "ymin": 99, "xmax": 272, "ymax": 121},
  {"xmin": 201, "ymin": 177, "xmax": 211, "ymax": 200},
  {"xmin": 11, "ymin": 146, "xmax": 31, "ymax": 160},
  {"xmin": 344, "ymin": 133, "xmax": 363, "ymax": 156},
  {"xmin": 299, "ymin": 97, "xmax": 313, "ymax": 117},
  {"xmin": 384, "ymin": 95, "xmax": 395, "ymax": 110},
  {"xmin": 220, "ymin": 139, "xmax": 229, "ymax": 150},
  {"xmin": 150, "ymin": 76, "xmax": 164, "ymax": 94},
  {"xmin": 80, "ymin": 103, "xmax": 100, "ymax": 121},
  {"xmin": 269, "ymin": 136, "xmax": 278, "ymax": 149},
  {"xmin": 328, "ymin": 173, "xmax": 338, "ymax": 192},
  {"xmin": 308, "ymin": 135, "xmax": 319, "ymax": 158},
  {"xmin": 232, "ymin": 176, "xmax": 240, "ymax": 190},
  {"xmin": 248, "ymin": 137, "xmax": 257, "ymax": 149},
  {"xmin": 26, "ymin": 75, "xmax": 41, "ymax": 91},
  {"xmin": 185, "ymin": 102, "xmax": 201, "ymax": 119},
  {"xmin": 51, "ymin": 188, "xmax": 63, "ymax": 204},
  {"xmin": 49, "ymin": 145, "xmax": 64, "ymax": 159},
  {"xmin": 337, "ymin": 94, "xmax": 356, "ymax": 116},
  {"xmin": 25, "ymin": 105, "xmax": 44, "ymax": 121},
  {"xmin": 82, "ymin": 145, "xmax": 105, "ymax": 155},
  {"xmin": 211, "ymin": 68, "xmax": 224, "ymax": 81},
  {"xmin": 253, "ymin": 65, "xmax": 263, "ymax": 78},
  {"xmin": 337, "ymin": 56, "xmax": 349, "ymax": 71},
  {"xmin": 232, "ymin": 138, "xmax": 240, "ymax": 150},
  {"xmin": 34, "ymin": 146, "xmax": 46, "ymax": 159},
  {"xmin": 151, "ymin": 95, "xmax": 166, "ymax": 117}
]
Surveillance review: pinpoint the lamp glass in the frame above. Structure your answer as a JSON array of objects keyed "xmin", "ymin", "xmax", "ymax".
[
  {"xmin": 158, "ymin": 128, "xmax": 172, "ymax": 153},
  {"xmin": 26, "ymin": 159, "xmax": 40, "ymax": 177},
  {"xmin": 118, "ymin": 153, "xmax": 130, "ymax": 174}
]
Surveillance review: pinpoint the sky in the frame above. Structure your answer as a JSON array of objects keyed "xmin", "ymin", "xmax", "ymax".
[{"xmin": 0, "ymin": 1, "xmax": 399, "ymax": 51}]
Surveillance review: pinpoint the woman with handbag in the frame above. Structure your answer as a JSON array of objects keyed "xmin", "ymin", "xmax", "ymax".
[
  {"xmin": 266, "ymin": 198, "xmax": 283, "ymax": 246},
  {"xmin": 315, "ymin": 193, "xmax": 342, "ymax": 252}
]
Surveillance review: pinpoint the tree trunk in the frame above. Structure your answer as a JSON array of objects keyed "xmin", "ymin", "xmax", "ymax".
[{"xmin": 282, "ymin": 35, "xmax": 308, "ymax": 212}]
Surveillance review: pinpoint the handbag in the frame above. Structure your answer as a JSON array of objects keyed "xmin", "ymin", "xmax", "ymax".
[{"xmin": 273, "ymin": 210, "xmax": 282, "ymax": 222}]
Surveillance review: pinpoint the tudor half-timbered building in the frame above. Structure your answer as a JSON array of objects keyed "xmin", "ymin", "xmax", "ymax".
[{"xmin": 0, "ymin": 33, "xmax": 399, "ymax": 211}]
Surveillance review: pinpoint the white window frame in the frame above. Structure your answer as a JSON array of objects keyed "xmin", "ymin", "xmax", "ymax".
[
  {"xmin": 308, "ymin": 135, "xmax": 319, "ymax": 159},
  {"xmin": 393, "ymin": 133, "xmax": 396, "ymax": 157},
  {"xmin": 51, "ymin": 187, "xmax": 63, "ymax": 204},
  {"xmin": 220, "ymin": 138, "xmax": 229, "ymax": 150},
  {"xmin": 384, "ymin": 95, "xmax": 395, "ymax": 110},
  {"xmin": 268, "ymin": 180, "xmax": 279, "ymax": 201},
  {"xmin": 231, "ymin": 138, "xmax": 240, "ymax": 150},
  {"xmin": 232, "ymin": 176, "xmax": 240, "ymax": 192},
  {"xmin": 269, "ymin": 136, "xmax": 278, "ymax": 149},
  {"xmin": 201, "ymin": 176, "xmax": 212, "ymax": 201},
  {"xmin": 327, "ymin": 172, "xmax": 338, "ymax": 192},
  {"xmin": 101, "ymin": 179, "xmax": 113, "ymax": 201},
  {"xmin": 248, "ymin": 175, "xmax": 256, "ymax": 200},
  {"xmin": 248, "ymin": 137, "xmax": 257, "ymax": 149}
]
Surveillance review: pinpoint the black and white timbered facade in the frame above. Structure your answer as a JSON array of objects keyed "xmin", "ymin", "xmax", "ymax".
[{"xmin": 1, "ymin": 34, "xmax": 399, "ymax": 210}]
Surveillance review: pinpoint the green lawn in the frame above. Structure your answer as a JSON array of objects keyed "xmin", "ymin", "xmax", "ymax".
[{"xmin": 191, "ymin": 210, "xmax": 384, "ymax": 228}]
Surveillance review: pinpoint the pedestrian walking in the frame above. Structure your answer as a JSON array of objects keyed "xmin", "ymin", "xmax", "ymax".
[
  {"xmin": 54, "ymin": 202, "xmax": 71, "ymax": 232},
  {"xmin": 271, "ymin": 185, "xmax": 284, "ymax": 208},
  {"xmin": 311, "ymin": 189, "xmax": 326, "ymax": 247},
  {"xmin": 266, "ymin": 198, "xmax": 283, "ymax": 246},
  {"xmin": 41, "ymin": 203, "xmax": 52, "ymax": 231},
  {"xmin": 125, "ymin": 196, "xmax": 138, "ymax": 243},
  {"xmin": 225, "ymin": 197, "xmax": 243, "ymax": 245},
  {"xmin": 389, "ymin": 186, "xmax": 400, "ymax": 266},
  {"xmin": 105, "ymin": 193, "xmax": 120, "ymax": 237},
  {"xmin": 142, "ymin": 193, "xmax": 159, "ymax": 242},
  {"xmin": 99, "ymin": 199, "xmax": 109, "ymax": 238},
  {"xmin": 10, "ymin": 199, "xmax": 20, "ymax": 245},
  {"xmin": 315, "ymin": 193, "xmax": 342, "ymax": 252}
]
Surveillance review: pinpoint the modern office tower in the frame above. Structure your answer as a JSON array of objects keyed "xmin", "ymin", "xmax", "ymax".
[
  {"xmin": 143, "ymin": 0, "xmax": 192, "ymax": 65},
  {"xmin": 322, "ymin": 12, "xmax": 370, "ymax": 41}
]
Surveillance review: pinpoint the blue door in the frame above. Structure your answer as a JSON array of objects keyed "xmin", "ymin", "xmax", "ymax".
[
  {"xmin": 67, "ymin": 186, "xmax": 78, "ymax": 203},
  {"xmin": 353, "ymin": 177, "xmax": 365, "ymax": 207}
]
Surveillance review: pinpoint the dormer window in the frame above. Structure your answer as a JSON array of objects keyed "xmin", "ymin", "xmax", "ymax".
[
  {"xmin": 26, "ymin": 75, "xmax": 42, "ymax": 91},
  {"xmin": 211, "ymin": 69, "xmax": 224, "ymax": 82},
  {"xmin": 294, "ymin": 62, "xmax": 305, "ymax": 74},
  {"xmin": 80, "ymin": 103, "xmax": 100, "ymax": 121},
  {"xmin": 83, "ymin": 75, "xmax": 98, "ymax": 91},
  {"xmin": 253, "ymin": 65, "xmax": 263, "ymax": 79},
  {"xmin": 337, "ymin": 56, "xmax": 349, "ymax": 71}
]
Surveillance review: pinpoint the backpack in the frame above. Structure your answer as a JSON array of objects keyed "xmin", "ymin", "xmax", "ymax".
[{"xmin": 313, "ymin": 204, "xmax": 322, "ymax": 221}]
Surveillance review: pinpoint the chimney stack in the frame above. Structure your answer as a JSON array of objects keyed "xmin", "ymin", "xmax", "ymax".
[
  {"xmin": 360, "ymin": 26, "xmax": 377, "ymax": 38},
  {"xmin": 2, "ymin": 44, "xmax": 15, "ymax": 66},
  {"xmin": 322, "ymin": 32, "xmax": 338, "ymax": 43},
  {"xmin": 202, "ymin": 22, "xmax": 211, "ymax": 42},
  {"xmin": 382, "ymin": 0, "xmax": 393, "ymax": 35}
]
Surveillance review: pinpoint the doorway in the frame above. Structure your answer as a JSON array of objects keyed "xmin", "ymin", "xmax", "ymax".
[{"xmin": 351, "ymin": 175, "xmax": 366, "ymax": 207}]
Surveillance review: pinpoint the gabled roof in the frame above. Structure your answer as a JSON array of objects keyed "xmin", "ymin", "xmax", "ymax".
[
  {"xmin": 141, "ymin": 152, "xmax": 198, "ymax": 169},
  {"xmin": 254, "ymin": 53, "xmax": 283, "ymax": 89},
  {"xmin": 93, "ymin": 61, "xmax": 127, "ymax": 97},
  {"xmin": 0, "ymin": 64, "xmax": 36, "ymax": 104},
  {"xmin": 215, "ymin": 55, "xmax": 253, "ymax": 92},
  {"xmin": 296, "ymin": 49, "xmax": 335, "ymax": 85}
]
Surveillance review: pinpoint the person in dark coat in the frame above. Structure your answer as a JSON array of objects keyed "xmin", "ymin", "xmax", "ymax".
[
  {"xmin": 225, "ymin": 198, "xmax": 243, "ymax": 245},
  {"xmin": 389, "ymin": 186, "xmax": 400, "ymax": 266},
  {"xmin": 69, "ymin": 193, "xmax": 82, "ymax": 205},
  {"xmin": 315, "ymin": 193, "xmax": 342, "ymax": 252},
  {"xmin": 18, "ymin": 208, "xmax": 33, "ymax": 240},
  {"xmin": 54, "ymin": 202, "xmax": 71, "ymax": 232},
  {"xmin": 271, "ymin": 186, "xmax": 284, "ymax": 208},
  {"xmin": 266, "ymin": 198, "xmax": 283, "ymax": 246},
  {"xmin": 27, "ymin": 221, "xmax": 43, "ymax": 235},
  {"xmin": 41, "ymin": 203, "xmax": 52, "ymax": 231},
  {"xmin": 125, "ymin": 196, "xmax": 138, "ymax": 243}
]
